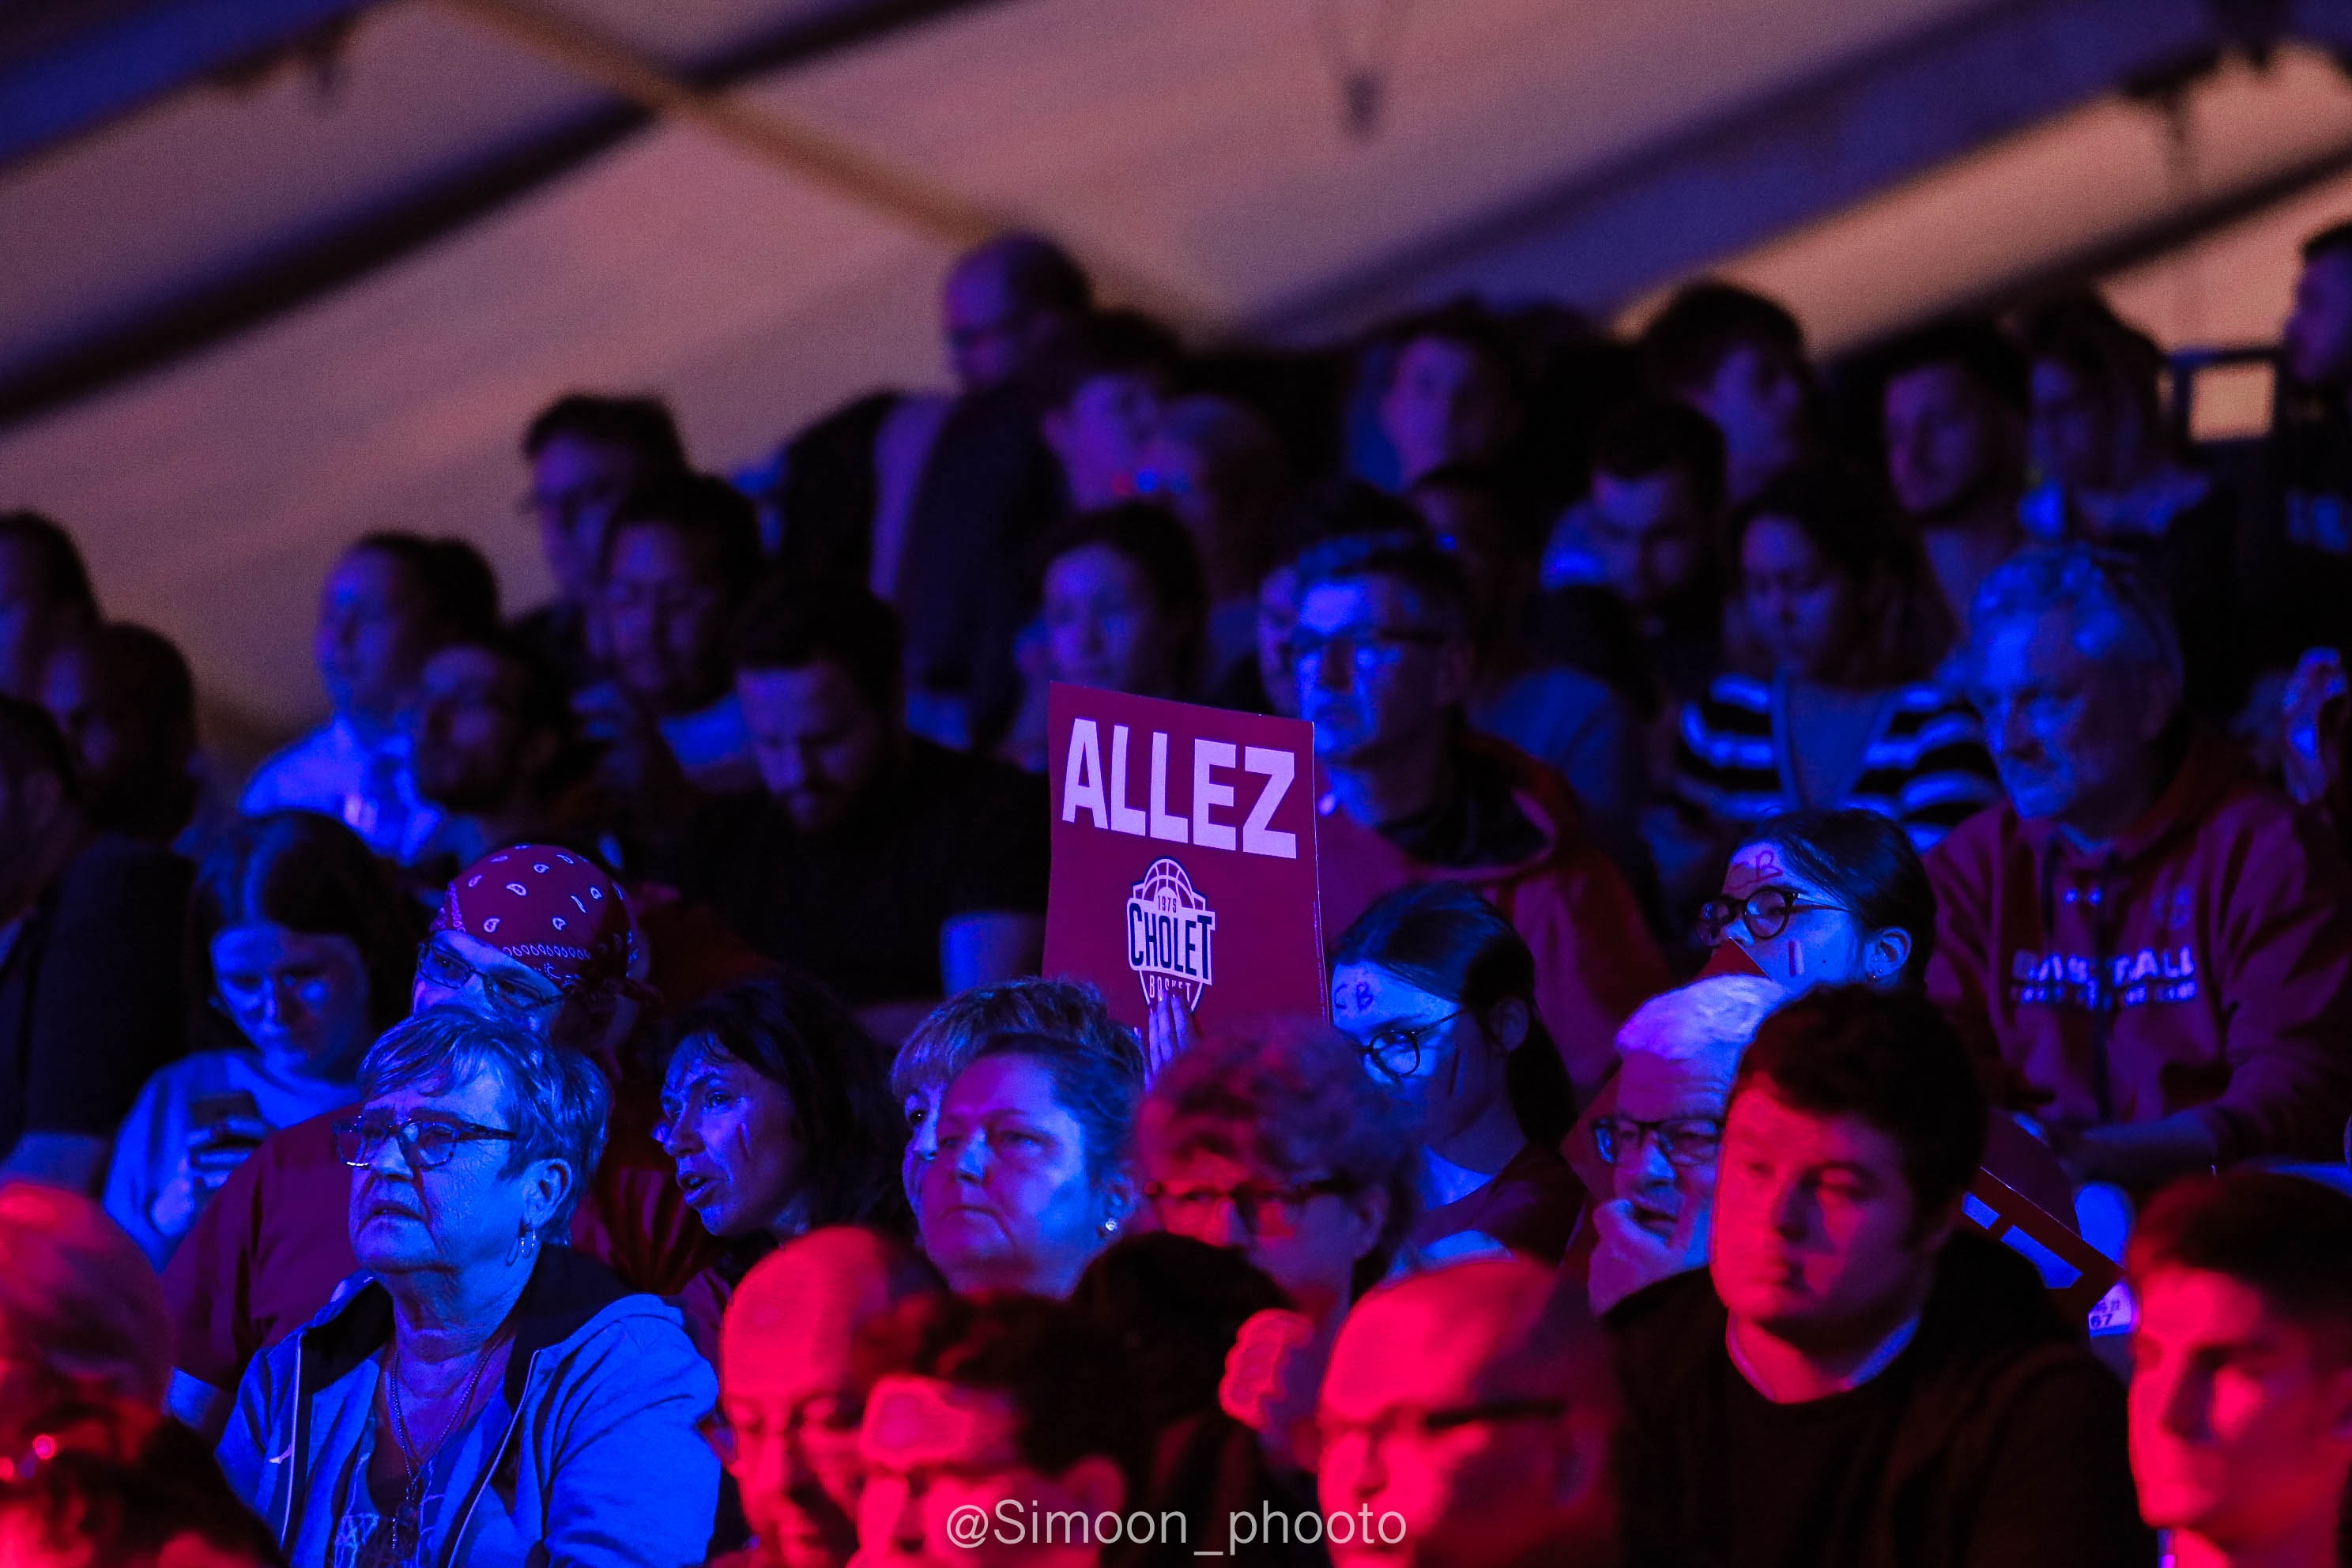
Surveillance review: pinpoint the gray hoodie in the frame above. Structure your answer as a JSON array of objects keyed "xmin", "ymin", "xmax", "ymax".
[{"xmin": 217, "ymin": 1247, "xmax": 719, "ymax": 1568}]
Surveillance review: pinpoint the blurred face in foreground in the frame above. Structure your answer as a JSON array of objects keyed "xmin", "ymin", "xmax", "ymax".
[
  {"xmin": 855, "ymin": 1375, "xmax": 1121, "ymax": 1568},
  {"xmin": 2129, "ymin": 1265, "xmax": 2352, "ymax": 1563}
]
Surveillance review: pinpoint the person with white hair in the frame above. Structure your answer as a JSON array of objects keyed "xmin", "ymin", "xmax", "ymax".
[
  {"xmin": 1587, "ymin": 976, "xmax": 1782, "ymax": 1314},
  {"xmin": 1932, "ymin": 543, "xmax": 2352, "ymax": 1188}
]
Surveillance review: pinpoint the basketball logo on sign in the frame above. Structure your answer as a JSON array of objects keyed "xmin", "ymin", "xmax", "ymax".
[{"xmin": 1126, "ymin": 858, "xmax": 1216, "ymax": 1011}]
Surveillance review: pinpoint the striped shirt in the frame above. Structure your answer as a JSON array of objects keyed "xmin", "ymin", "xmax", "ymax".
[{"xmin": 1672, "ymin": 672, "xmax": 2002, "ymax": 850}]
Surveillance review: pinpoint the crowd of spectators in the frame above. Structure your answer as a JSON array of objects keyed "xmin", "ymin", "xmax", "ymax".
[{"xmin": 8, "ymin": 218, "xmax": 2352, "ymax": 1567}]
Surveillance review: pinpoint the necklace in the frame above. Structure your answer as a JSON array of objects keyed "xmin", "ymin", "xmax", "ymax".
[{"xmin": 383, "ymin": 1334, "xmax": 498, "ymax": 1564}]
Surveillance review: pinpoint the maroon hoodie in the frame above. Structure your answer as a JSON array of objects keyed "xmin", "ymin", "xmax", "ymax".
[{"xmin": 1927, "ymin": 729, "xmax": 2352, "ymax": 1163}]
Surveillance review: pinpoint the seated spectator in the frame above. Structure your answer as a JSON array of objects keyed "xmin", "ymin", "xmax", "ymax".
[
  {"xmin": 1586, "ymin": 976, "xmax": 1781, "ymax": 1314},
  {"xmin": 217, "ymin": 1008, "xmax": 720, "ymax": 1566},
  {"xmin": 0, "ymin": 511, "xmax": 99, "ymax": 703},
  {"xmin": 1637, "ymin": 281, "xmax": 1820, "ymax": 507},
  {"xmin": 160, "ymin": 846, "xmax": 717, "ymax": 1433},
  {"xmin": 1933, "ymin": 545, "xmax": 2352, "ymax": 1185},
  {"xmin": 2126, "ymin": 1171, "xmax": 2352, "ymax": 1568},
  {"xmin": 2237, "ymin": 220, "xmax": 2352, "ymax": 680},
  {"xmin": 998, "ymin": 503, "xmax": 1208, "ymax": 772},
  {"xmin": 1670, "ymin": 463, "xmax": 1994, "ymax": 895},
  {"xmin": 1317, "ymin": 1257, "xmax": 1620, "ymax": 1568},
  {"xmin": 1036, "ymin": 311, "xmax": 1183, "ymax": 511},
  {"xmin": 1404, "ymin": 473, "xmax": 1649, "ymax": 861},
  {"xmin": 1212, "ymin": 477, "xmax": 1402, "ymax": 718},
  {"xmin": 888, "ymin": 978, "xmax": 1136, "ymax": 1204},
  {"xmin": 576, "ymin": 470, "xmax": 764, "ymax": 796},
  {"xmin": 1612, "ymin": 986, "xmax": 2150, "ymax": 1568},
  {"xmin": 103, "ymin": 812, "xmax": 416, "ymax": 1267},
  {"xmin": 1332, "ymin": 884, "xmax": 1586, "ymax": 1265},
  {"xmin": 40, "ymin": 622, "xmax": 219, "ymax": 855},
  {"xmin": 850, "ymin": 1291, "xmax": 1137, "ymax": 1568},
  {"xmin": 1136, "ymin": 1020, "xmax": 1414, "ymax": 1323},
  {"xmin": 1134, "ymin": 394, "xmax": 1294, "ymax": 691},
  {"xmin": 0, "ymin": 1184, "xmax": 172, "ymax": 1421},
  {"xmin": 514, "ymin": 391, "xmax": 689, "ymax": 692},
  {"xmin": 1377, "ymin": 304, "xmax": 1527, "ymax": 491},
  {"xmin": 708, "ymin": 1227, "xmax": 944, "ymax": 1568},
  {"xmin": 0, "ymin": 1392, "xmax": 282, "ymax": 1567},
  {"xmin": 241, "ymin": 533, "xmax": 499, "ymax": 863},
  {"xmin": 1533, "ymin": 400, "xmax": 1729, "ymax": 744},
  {"xmin": 677, "ymin": 586, "xmax": 1048, "ymax": 1042},
  {"xmin": 2021, "ymin": 294, "xmax": 2244, "ymax": 722},
  {"xmin": 1878, "ymin": 318, "xmax": 2030, "ymax": 634},
  {"xmin": 0, "ymin": 698, "xmax": 190, "ymax": 1191},
  {"xmin": 1296, "ymin": 532, "xmax": 1669, "ymax": 1102},
  {"xmin": 410, "ymin": 629, "xmax": 597, "ymax": 880},
  {"xmin": 918, "ymin": 1031, "xmax": 1141, "ymax": 1298},
  {"xmin": 1703, "ymin": 807, "xmax": 1939, "ymax": 993},
  {"xmin": 654, "ymin": 974, "xmax": 909, "ymax": 1355}
]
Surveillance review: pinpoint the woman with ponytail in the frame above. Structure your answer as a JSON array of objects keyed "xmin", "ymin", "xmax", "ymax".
[{"xmin": 1330, "ymin": 882, "xmax": 1585, "ymax": 1264}]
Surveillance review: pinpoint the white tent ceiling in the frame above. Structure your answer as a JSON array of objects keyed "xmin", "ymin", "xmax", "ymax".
[{"xmin": 1, "ymin": 0, "xmax": 2348, "ymax": 748}]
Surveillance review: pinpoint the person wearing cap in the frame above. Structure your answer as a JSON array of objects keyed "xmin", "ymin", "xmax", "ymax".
[{"xmin": 161, "ymin": 846, "xmax": 718, "ymax": 1434}]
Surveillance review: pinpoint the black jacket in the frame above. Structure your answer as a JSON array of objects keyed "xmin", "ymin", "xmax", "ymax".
[{"xmin": 1608, "ymin": 1230, "xmax": 2152, "ymax": 1568}]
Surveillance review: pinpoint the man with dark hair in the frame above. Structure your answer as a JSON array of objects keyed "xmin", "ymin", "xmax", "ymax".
[
  {"xmin": 577, "ymin": 470, "xmax": 764, "ymax": 796},
  {"xmin": 2127, "ymin": 1171, "xmax": 2352, "ymax": 1568},
  {"xmin": 1036, "ymin": 311, "xmax": 1184, "ymax": 510},
  {"xmin": 1536, "ymin": 400, "xmax": 1730, "ymax": 734},
  {"xmin": 412, "ymin": 631, "xmax": 586, "ymax": 873},
  {"xmin": 0, "ymin": 697, "xmax": 190, "ymax": 1192},
  {"xmin": 667, "ymin": 585, "xmax": 1048, "ymax": 1042},
  {"xmin": 1296, "ymin": 531, "xmax": 1668, "ymax": 1102},
  {"xmin": 0, "ymin": 511, "xmax": 100, "ymax": 703},
  {"xmin": 1878, "ymin": 318, "xmax": 2030, "ymax": 631},
  {"xmin": 39, "ymin": 623, "xmax": 208, "ymax": 853},
  {"xmin": 516, "ymin": 390, "xmax": 691, "ymax": 691},
  {"xmin": 943, "ymin": 232, "xmax": 1094, "ymax": 398},
  {"xmin": 1613, "ymin": 986, "xmax": 2150, "ymax": 1568},
  {"xmin": 1378, "ymin": 304, "xmax": 1528, "ymax": 492},
  {"xmin": 1638, "ymin": 283, "xmax": 1819, "ymax": 507}
]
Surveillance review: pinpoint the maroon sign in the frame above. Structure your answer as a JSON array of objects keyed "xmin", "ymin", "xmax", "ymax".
[{"xmin": 1045, "ymin": 683, "xmax": 1325, "ymax": 1033}]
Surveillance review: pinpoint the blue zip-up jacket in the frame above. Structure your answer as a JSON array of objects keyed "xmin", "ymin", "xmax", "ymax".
[{"xmin": 217, "ymin": 1246, "xmax": 719, "ymax": 1568}]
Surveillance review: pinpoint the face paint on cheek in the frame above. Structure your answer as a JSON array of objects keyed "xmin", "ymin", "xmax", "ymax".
[{"xmin": 1788, "ymin": 942, "xmax": 1803, "ymax": 978}]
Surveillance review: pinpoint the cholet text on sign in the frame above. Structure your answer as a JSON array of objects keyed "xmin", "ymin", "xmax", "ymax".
[{"xmin": 1043, "ymin": 684, "xmax": 1326, "ymax": 1034}]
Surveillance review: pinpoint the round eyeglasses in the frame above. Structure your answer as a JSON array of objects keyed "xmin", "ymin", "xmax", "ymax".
[
  {"xmin": 1592, "ymin": 1115, "xmax": 1724, "ymax": 1168},
  {"xmin": 1697, "ymin": 886, "xmax": 1849, "ymax": 948},
  {"xmin": 1353, "ymin": 1008, "xmax": 1464, "ymax": 1082}
]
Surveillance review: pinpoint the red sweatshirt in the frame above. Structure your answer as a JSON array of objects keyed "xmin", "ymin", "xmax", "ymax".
[
  {"xmin": 1927, "ymin": 730, "xmax": 2352, "ymax": 1163},
  {"xmin": 1317, "ymin": 732, "xmax": 1672, "ymax": 1102}
]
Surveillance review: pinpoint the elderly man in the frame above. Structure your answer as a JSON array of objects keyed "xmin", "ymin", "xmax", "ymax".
[
  {"xmin": 1317, "ymin": 1257, "xmax": 1621, "ymax": 1568},
  {"xmin": 1585, "ymin": 976, "xmax": 1782, "ymax": 1314},
  {"xmin": 161, "ymin": 846, "xmax": 716, "ymax": 1434},
  {"xmin": 1930, "ymin": 545, "xmax": 2352, "ymax": 1188},
  {"xmin": 710, "ymin": 1227, "xmax": 942, "ymax": 1568}
]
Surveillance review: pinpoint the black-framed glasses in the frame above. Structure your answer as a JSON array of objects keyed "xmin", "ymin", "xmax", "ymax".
[
  {"xmin": 698, "ymin": 1392, "xmax": 865, "ymax": 1465},
  {"xmin": 415, "ymin": 940, "xmax": 564, "ymax": 1016},
  {"xmin": 1290, "ymin": 626, "xmax": 1449, "ymax": 678},
  {"xmin": 1592, "ymin": 1115, "xmax": 1724, "ymax": 1168},
  {"xmin": 334, "ymin": 1113, "xmax": 518, "ymax": 1170},
  {"xmin": 1144, "ymin": 1176, "xmax": 1358, "ymax": 1238},
  {"xmin": 1354, "ymin": 1008, "xmax": 1465, "ymax": 1082},
  {"xmin": 1697, "ymin": 886, "xmax": 1849, "ymax": 947}
]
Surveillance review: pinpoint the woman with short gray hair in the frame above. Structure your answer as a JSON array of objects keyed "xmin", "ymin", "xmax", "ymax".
[{"xmin": 216, "ymin": 1006, "xmax": 718, "ymax": 1568}]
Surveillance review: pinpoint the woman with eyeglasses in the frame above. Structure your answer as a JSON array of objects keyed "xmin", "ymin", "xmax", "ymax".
[
  {"xmin": 104, "ymin": 812, "xmax": 418, "ymax": 1268},
  {"xmin": 215, "ymin": 1007, "xmax": 719, "ymax": 1568},
  {"xmin": 1329, "ymin": 882, "xmax": 1585, "ymax": 1266},
  {"xmin": 1700, "ymin": 806, "xmax": 1937, "ymax": 994}
]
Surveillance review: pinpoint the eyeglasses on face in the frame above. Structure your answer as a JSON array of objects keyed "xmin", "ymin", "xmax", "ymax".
[
  {"xmin": 213, "ymin": 965, "xmax": 341, "ymax": 1018},
  {"xmin": 1353, "ymin": 1008, "xmax": 1465, "ymax": 1083},
  {"xmin": 1592, "ymin": 1115, "xmax": 1724, "ymax": 1169},
  {"xmin": 334, "ymin": 1113, "xmax": 518, "ymax": 1170},
  {"xmin": 415, "ymin": 940, "xmax": 565, "ymax": 1016},
  {"xmin": 1696, "ymin": 886, "xmax": 1849, "ymax": 947},
  {"xmin": 1289, "ymin": 626, "xmax": 1448, "ymax": 678},
  {"xmin": 1144, "ymin": 1176, "xmax": 1356, "ymax": 1238}
]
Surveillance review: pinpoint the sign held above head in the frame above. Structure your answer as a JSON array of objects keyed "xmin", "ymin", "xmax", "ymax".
[{"xmin": 1046, "ymin": 684, "xmax": 1325, "ymax": 1035}]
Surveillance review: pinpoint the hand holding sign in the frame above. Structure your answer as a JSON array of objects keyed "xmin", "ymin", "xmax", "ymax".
[{"xmin": 1144, "ymin": 988, "xmax": 1200, "ymax": 1086}]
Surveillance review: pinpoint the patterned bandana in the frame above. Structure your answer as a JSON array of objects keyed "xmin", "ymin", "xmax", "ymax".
[{"xmin": 428, "ymin": 846, "xmax": 645, "ymax": 998}]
